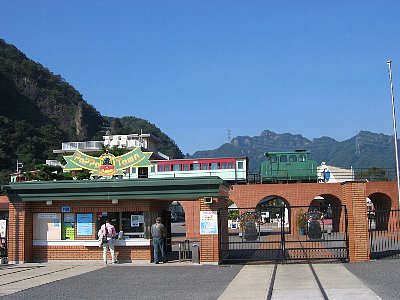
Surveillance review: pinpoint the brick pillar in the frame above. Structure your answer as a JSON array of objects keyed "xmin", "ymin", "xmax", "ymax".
[
  {"xmin": 199, "ymin": 197, "xmax": 228, "ymax": 264},
  {"xmin": 342, "ymin": 182, "xmax": 370, "ymax": 262},
  {"xmin": 8, "ymin": 201, "xmax": 33, "ymax": 263},
  {"xmin": 180, "ymin": 201, "xmax": 200, "ymax": 239}
]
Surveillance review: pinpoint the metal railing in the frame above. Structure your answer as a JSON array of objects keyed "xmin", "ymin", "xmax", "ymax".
[{"xmin": 178, "ymin": 240, "xmax": 190, "ymax": 262}]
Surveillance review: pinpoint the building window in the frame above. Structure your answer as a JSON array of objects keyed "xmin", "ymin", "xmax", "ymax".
[
  {"xmin": 298, "ymin": 155, "xmax": 306, "ymax": 162},
  {"xmin": 121, "ymin": 212, "xmax": 144, "ymax": 238},
  {"xmin": 210, "ymin": 162, "xmax": 219, "ymax": 170},
  {"xmin": 173, "ymin": 164, "xmax": 181, "ymax": 171}
]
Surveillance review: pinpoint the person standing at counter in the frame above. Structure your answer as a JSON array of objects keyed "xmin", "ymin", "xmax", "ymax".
[
  {"xmin": 150, "ymin": 217, "xmax": 167, "ymax": 264},
  {"xmin": 99, "ymin": 219, "xmax": 117, "ymax": 264}
]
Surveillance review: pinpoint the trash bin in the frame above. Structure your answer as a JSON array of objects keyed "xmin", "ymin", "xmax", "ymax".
[{"xmin": 191, "ymin": 244, "xmax": 200, "ymax": 264}]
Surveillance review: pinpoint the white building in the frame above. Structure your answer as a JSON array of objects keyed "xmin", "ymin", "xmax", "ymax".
[{"xmin": 318, "ymin": 162, "xmax": 354, "ymax": 183}]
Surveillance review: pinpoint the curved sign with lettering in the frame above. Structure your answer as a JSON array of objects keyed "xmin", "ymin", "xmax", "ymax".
[{"xmin": 63, "ymin": 147, "xmax": 152, "ymax": 177}]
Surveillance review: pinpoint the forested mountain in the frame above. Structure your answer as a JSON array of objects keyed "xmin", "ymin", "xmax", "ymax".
[
  {"xmin": 0, "ymin": 39, "xmax": 183, "ymax": 179},
  {"xmin": 190, "ymin": 130, "xmax": 397, "ymax": 172}
]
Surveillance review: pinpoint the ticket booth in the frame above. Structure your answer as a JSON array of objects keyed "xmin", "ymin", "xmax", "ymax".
[{"xmin": 3, "ymin": 176, "xmax": 230, "ymax": 264}]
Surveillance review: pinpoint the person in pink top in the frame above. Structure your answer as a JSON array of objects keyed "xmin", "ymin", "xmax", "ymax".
[{"xmin": 98, "ymin": 219, "xmax": 117, "ymax": 264}]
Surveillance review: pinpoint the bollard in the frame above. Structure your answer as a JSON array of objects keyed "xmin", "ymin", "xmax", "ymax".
[{"xmin": 191, "ymin": 244, "xmax": 200, "ymax": 264}]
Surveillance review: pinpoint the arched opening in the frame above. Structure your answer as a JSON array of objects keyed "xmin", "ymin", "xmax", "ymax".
[
  {"xmin": 309, "ymin": 194, "xmax": 342, "ymax": 232},
  {"xmin": 256, "ymin": 196, "xmax": 290, "ymax": 233},
  {"xmin": 168, "ymin": 201, "xmax": 187, "ymax": 261},
  {"xmin": 368, "ymin": 193, "xmax": 393, "ymax": 230}
]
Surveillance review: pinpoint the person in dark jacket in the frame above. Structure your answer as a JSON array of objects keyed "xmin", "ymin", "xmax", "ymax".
[{"xmin": 150, "ymin": 217, "xmax": 167, "ymax": 264}]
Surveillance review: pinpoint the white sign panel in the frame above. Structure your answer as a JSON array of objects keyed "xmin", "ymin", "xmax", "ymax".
[{"xmin": 200, "ymin": 211, "xmax": 218, "ymax": 235}]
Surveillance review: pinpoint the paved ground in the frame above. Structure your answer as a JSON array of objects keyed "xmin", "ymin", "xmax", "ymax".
[
  {"xmin": 0, "ymin": 259, "xmax": 392, "ymax": 300},
  {"xmin": 345, "ymin": 259, "xmax": 400, "ymax": 300}
]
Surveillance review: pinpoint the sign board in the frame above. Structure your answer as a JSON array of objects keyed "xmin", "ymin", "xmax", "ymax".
[
  {"xmin": 0, "ymin": 220, "xmax": 6, "ymax": 238},
  {"xmin": 63, "ymin": 147, "xmax": 152, "ymax": 178},
  {"xmin": 76, "ymin": 214, "xmax": 93, "ymax": 236},
  {"xmin": 200, "ymin": 211, "xmax": 218, "ymax": 235},
  {"xmin": 62, "ymin": 206, "xmax": 71, "ymax": 213}
]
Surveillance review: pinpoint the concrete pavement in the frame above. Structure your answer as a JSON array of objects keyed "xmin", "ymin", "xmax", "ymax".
[
  {"xmin": 219, "ymin": 263, "xmax": 381, "ymax": 300},
  {"xmin": 0, "ymin": 261, "xmax": 382, "ymax": 299}
]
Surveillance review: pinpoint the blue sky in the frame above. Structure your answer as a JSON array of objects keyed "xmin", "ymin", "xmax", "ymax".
[{"xmin": 1, "ymin": 1, "xmax": 400, "ymax": 155}]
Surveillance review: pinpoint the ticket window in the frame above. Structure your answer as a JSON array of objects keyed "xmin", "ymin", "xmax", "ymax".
[
  {"xmin": 96, "ymin": 212, "xmax": 120, "ymax": 233},
  {"xmin": 62, "ymin": 213, "xmax": 75, "ymax": 240}
]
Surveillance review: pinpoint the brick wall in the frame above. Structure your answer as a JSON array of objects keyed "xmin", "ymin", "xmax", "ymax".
[
  {"xmin": 342, "ymin": 182, "xmax": 370, "ymax": 262},
  {"xmin": 199, "ymin": 197, "xmax": 228, "ymax": 263},
  {"xmin": 32, "ymin": 246, "xmax": 151, "ymax": 261}
]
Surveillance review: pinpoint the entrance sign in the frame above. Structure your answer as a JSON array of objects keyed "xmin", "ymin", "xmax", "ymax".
[
  {"xmin": 200, "ymin": 211, "xmax": 218, "ymax": 235},
  {"xmin": 63, "ymin": 147, "xmax": 152, "ymax": 177}
]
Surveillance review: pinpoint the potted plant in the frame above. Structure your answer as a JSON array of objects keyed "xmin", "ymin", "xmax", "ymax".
[{"xmin": 296, "ymin": 209, "xmax": 307, "ymax": 235}]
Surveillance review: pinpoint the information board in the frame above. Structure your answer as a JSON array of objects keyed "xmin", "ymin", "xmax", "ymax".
[
  {"xmin": 77, "ymin": 214, "xmax": 93, "ymax": 236},
  {"xmin": 200, "ymin": 211, "xmax": 218, "ymax": 235}
]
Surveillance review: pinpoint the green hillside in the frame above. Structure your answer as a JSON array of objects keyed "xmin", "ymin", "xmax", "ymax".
[{"xmin": 0, "ymin": 39, "xmax": 183, "ymax": 181}]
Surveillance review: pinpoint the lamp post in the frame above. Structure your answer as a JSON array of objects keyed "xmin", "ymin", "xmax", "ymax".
[{"xmin": 387, "ymin": 60, "xmax": 400, "ymax": 208}]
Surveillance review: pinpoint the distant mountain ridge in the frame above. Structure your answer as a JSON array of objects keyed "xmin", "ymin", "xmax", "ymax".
[{"xmin": 190, "ymin": 130, "xmax": 397, "ymax": 172}]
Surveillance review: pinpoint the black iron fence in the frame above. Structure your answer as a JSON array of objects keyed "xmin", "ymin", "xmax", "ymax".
[
  {"xmin": 248, "ymin": 168, "xmax": 397, "ymax": 184},
  {"xmin": 220, "ymin": 205, "xmax": 348, "ymax": 264}
]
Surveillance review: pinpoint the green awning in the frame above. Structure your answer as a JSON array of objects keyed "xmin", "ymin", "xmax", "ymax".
[{"xmin": 2, "ymin": 177, "xmax": 231, "ymax": 202}]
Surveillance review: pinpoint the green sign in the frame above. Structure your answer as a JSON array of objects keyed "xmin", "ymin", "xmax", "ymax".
[{"xmin": 64, "ymin": 147, "xmax": 152, "ymax": 177}]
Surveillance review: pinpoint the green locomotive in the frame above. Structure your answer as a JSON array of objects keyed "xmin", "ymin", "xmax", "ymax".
[{"xmin": 260, "ymin": 150, "xmax": 318, "ymax": 183}]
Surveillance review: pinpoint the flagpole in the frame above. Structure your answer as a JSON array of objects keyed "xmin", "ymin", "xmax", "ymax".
[{"xmin": 387, "ymin": 60, "xmax": 400, "ymax": 208}]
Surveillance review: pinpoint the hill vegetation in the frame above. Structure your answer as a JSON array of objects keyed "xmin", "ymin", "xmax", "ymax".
[{"xmin": 0, "ymin": 39, "xmax": 183, "ymax": 182}]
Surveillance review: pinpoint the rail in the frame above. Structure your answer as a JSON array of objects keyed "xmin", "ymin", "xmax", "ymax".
[{"xmin": 178, "ymin": 240, "xmax": 190, "ymax": 262}]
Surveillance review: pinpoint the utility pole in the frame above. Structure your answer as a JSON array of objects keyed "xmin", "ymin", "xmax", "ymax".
[{"xmin": 387, "ymin": 60, "xmax": 400, "ymax": 208}]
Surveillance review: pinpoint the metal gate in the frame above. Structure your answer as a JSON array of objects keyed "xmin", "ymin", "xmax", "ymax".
[
  {"xmin": 369, "ymin": 208, "xmax": 400, "ymax": 259},
  {"xmin": 220, "ymin": 205, "xmax": 348, "ymax": 263}
]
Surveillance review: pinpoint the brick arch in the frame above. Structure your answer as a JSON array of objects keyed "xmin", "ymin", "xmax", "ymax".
[
  {"xmin": 230, "ymin": 183, "xmax": 344, "ymax": 209},
  {"xmin": 368, "ymin": 192, "xmax": 393, "ymax": 210},
  {"xmin": 256, "ymin": 195, "xmax": 290, "ymax": 207},
  {"xmin": 366, "ymin": 182, "xmax": 398, "ymax": 209}
]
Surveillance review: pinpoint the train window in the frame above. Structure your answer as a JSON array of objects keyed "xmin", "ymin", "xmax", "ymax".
[
  {"xmin": 183, "ymin": 164, "xmax": 189, "ymax": 171},
  {"xmin": 280, "ymin": 155, "xmax": 288, "ymax": 162},
  {"xmin": 298, "ymin": 155, "xmax": 306, "ymax": 162},
  {"xmin": 228, "ymin": 162, "xmax": 234, "ymax": 169},
  {"xmin": 191, "ymin": 163, "xmax": 200, "ymax": 170},
  {"xmin": 165, "ymin": 165, "xmax": 171, "ymax": 171},
  {"xmin": 289, "ymin": 155, "xmax": 297, "ymax": 162},
  {"xmin": 201, "ymin": 163, "xmax": 208, "ymax": 170},
  {"xmin": 238, "ymin": 161, "xmax": 244, "ymax": 169},
  {"xmin": 210, "ymin": 162, "xmax": 219, "ymax": 170},
  {"xmin": 221, "ymin": 162, "xmax": 228, "ymax": 169},
  {"xmin": 173, "ymin": 164, "xmax": 181, "ymax": 171},
  {"xmin": 158, "ymin": 165, "xmax": 164, "ymax": 172},
  {"xmin": 151, "ymin": 165, "xmax": 156, "ymax": 172},
  {"xmin": 269, "ymin": 155, "xmax": 277, "ymax": 163}
]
